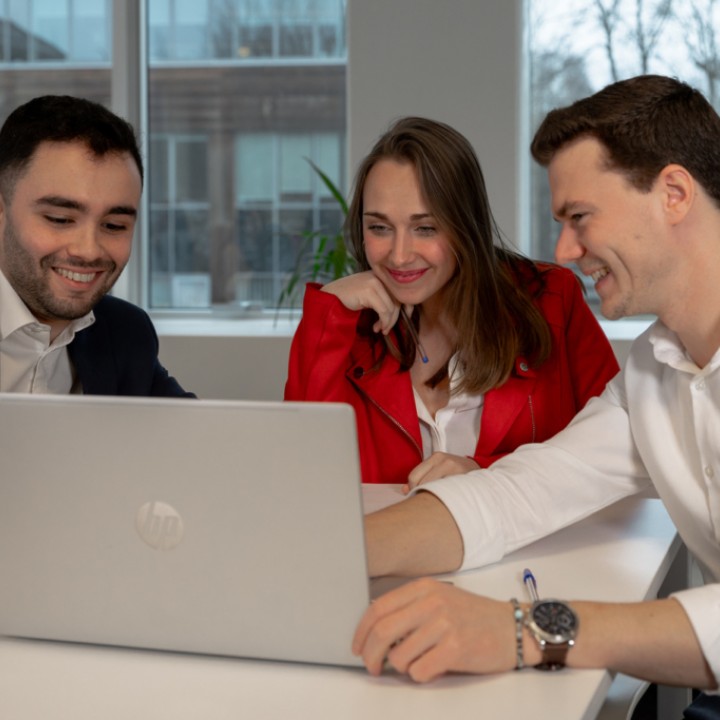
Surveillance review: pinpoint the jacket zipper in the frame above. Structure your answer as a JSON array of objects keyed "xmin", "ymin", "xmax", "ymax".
[{"xmin": 354, "ymin": 382, "xmax": 424, "ymax": 460}]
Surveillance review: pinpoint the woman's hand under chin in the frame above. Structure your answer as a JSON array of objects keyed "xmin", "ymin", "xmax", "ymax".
[{"xmin": 322, "ymin": 271, "xmax": 401, "ymax": 334}]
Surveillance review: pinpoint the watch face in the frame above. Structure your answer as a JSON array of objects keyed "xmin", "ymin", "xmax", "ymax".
[{"xmin": 531, "ymin": 600, "xmax": 578, "ymax": 643}]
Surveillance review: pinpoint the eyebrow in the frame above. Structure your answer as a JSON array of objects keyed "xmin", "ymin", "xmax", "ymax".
[
  {"xmin": 34, "ymin": 195, "xmax": 138, "ymax": 217},
  {"xmin": 553, "ymin": 201, "xmax": 580, "ymax": 222},
  {"xmin": 363, "ymin": 211, "xmax": 434, "ymax": 221}
]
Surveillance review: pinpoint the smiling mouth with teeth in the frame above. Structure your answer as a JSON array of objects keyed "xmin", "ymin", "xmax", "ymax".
[
  {"xmin": 55, "ymin": 267, "xmax": 99, "ymax": 284},
  {"xmin": 591, "ymin": 267, "xmax": 609, "ymax": 283}
]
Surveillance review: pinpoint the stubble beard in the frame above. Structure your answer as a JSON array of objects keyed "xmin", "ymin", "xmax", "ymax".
[{"xmin": 1, "ymin": 218, "xmax": 119, "ymax": 323}]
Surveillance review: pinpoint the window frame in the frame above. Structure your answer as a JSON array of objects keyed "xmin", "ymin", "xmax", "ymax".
[{"xmin": 111, "ymin": 0, "xmax": 346, "ymax": 324}]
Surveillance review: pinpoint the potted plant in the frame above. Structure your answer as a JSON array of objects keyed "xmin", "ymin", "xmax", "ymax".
[{"xmin": 277, "ymin": 158, "xmax": 357, "ymax": 311}]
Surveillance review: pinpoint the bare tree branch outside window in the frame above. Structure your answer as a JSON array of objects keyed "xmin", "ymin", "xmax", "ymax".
[{"xmin": 529, "ymin": 0, "xmax": 720, "ymax": 313}]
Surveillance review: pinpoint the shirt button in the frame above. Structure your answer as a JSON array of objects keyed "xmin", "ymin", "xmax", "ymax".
[
  {"xmin": 705, "ymin": 466, "xmax": 714, "ymax": 479},
  {"xmin": 696, "ymin": 379, "xmax": 706, "ymax": 391},
  {"xmin": 519, "ymin": 362, "xmax": 529, "ymax": 372}
]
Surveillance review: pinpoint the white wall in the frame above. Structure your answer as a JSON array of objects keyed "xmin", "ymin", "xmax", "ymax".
[
  {"xmin": 347, "ymin": 0, "xmax": 523, "ymax": 242},
  {"xmin": 157, "ymin": 331, "xmax": 629, "ymax": 401},
  {"xmin": 157, "ymin": 329, "xmax": 292, "ymax": 400}
]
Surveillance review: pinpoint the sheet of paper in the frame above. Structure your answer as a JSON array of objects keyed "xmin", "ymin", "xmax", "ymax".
[{"xmin": 361, "ymin": 484, "xmax": 406, "ymax": 515}]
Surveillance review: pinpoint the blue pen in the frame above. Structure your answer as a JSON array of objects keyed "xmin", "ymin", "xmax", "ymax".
[
  {"xmin": 523, "ymin": 567, "xmax": 539, "ymax": 603},
  {"xmin": 401, "ymin": 308, "xmax": 429, "ymax": 364}
]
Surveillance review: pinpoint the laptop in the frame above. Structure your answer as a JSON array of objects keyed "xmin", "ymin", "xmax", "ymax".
[{"xmin": 0, "ymin": 392, "xmax": 373, "ymax": 667}]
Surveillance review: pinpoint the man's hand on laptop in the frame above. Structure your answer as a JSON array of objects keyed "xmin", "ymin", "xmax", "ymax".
[{"xmin": 352, "ymin": 578, "xmax": 516, "ymax": 681}]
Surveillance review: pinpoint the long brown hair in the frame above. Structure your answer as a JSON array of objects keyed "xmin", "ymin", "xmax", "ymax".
[{"xmin": 345, "ymin": 116, "xmax": 552, "ymax": 394}]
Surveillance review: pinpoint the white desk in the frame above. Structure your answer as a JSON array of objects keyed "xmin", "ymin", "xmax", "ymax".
[{"xmin": 0, "ymin": 497, "xmax": 681, "ymax": 720}]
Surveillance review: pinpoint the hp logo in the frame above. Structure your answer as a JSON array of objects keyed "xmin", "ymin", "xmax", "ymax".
[{"xmin": 135, "ymin": 501, "xmax": 184, "ymax": 550}]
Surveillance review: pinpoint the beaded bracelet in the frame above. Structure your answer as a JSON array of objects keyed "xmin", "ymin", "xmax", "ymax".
[{"xmin": 510, "ymin": 598, "xmax": 525, "ymax": 670}]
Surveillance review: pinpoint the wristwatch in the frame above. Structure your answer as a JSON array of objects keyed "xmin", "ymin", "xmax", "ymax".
[{"xmin": 525, "ymin": 599, "xmax": 578, "ymax": 671}]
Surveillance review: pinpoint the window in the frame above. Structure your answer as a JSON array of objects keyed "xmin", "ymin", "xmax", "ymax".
[
  {"xmin": 149, "ymin": 0, "xmax": 209, "ymax": 60},
  {"xmin": 528, "ymin": 0, "xmax": 720, "ymax": 310},
  {"xmin": 0, "ymin": 0, "xmax": 345, "ymax": 316},
  {"xmin": 233, "ymin": 131, "xmax": 343, "ymax": 307},
  {"xmin": 147, "ymin": 0, "xmax": 347, "ymax": 312},
  {"xmin": 150, "ymin": 0, "xmax": 346, "ymax": 62},
  {"xmin": 0, "ymin": 0, "xmax": 110, "ymax": 63},
  {"xmin": 0, "ymin": 1, "xmax": 112, "ymax": 171},
  {"xmin": 149, "ymin": 135, "xmax": 211, "ymax": 307}
]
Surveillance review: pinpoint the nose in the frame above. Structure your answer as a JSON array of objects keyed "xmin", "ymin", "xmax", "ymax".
[
  {"xmin": 66, "ymin": 224, "xmax": 106, "ymax": 262},
  {"xmin": 389, "ymin": 229, "xmax": 414, "ymax": 266},
  {"xmin": 554, "ymin": 224, "xmax": 585, "ymax": 266}
]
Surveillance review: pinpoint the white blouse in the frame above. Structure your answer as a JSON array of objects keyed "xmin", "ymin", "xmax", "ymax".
[{"xmin": 413, "ymin": 355, "xmax": 484, "ymax": 459}]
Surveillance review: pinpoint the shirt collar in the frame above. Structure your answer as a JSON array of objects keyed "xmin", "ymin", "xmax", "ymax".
[
  {"xmin": 648, "ymin": 320, "xmax": 720, "ymax": 375},
  {"xmin": 446, "ymin": 354, "xmax": 484, "ymax": 411},
  {"xmin": 0, "ymin": 267, "xmax": 95, "ymax": 344}
]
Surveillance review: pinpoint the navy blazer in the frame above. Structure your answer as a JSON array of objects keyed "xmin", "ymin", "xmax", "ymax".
[{"xmin": 67, "ymin": 296, "xmax": 194, "ymax": 398}]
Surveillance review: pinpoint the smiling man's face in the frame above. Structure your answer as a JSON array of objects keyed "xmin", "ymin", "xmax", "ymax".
[
  {"xmin": 548, "ymin": 136, "xmax": 674, "ymax": 321},
  {"xmin": 0, "ymin": 140, "xmax": 141, "ymax": 339}
]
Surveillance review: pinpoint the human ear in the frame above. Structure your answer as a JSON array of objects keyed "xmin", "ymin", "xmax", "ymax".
[{"xmin": 657, "ymin": 164, "xmax": 694, "ymax": 225}]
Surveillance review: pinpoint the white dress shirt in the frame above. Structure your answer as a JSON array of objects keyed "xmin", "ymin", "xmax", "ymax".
[
  {"xmin": 0, "ymin": 270, "xmax": 94, "ymax": 393},
  {"xmin": 414, "ymin": 355, "xmax": 484, "ymax": 459},
  {"xmin": 423, "ymin": 320, "xmax": 720, "ymax": 687}
]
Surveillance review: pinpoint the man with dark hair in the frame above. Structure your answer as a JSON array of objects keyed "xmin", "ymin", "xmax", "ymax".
[
  {"xmin": 0, "ymin": 95, "xmax": 192, "ymax": 396},
  {"xmin": 354, "ymin": 75, "xmax": 720, "ymax": 715}
]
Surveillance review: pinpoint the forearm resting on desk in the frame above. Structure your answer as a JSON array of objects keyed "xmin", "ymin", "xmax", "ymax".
[
  {"xmin": 569, "ymin": 598, "xmax": 716, "ymax": 689},
  {"xmin": 354, "ymin": 581, "xmax": 717, "ymax": 688},
  {"xmin": 364, "ymin": 491, "xmax": 463, "ymax": 577}
]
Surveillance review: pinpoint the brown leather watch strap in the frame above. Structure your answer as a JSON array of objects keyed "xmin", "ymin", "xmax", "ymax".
[{"xmin": 535, "ymin": 642, "xmax": 570, "ymax": 671}]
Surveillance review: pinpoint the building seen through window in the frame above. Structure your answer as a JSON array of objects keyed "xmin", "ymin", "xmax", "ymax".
[
  {"xmin": 4, "ymin": 2, "xmax": 716, "ymax": 317},
  {"xmin": 529, "ymin": 0, "xmax": 720, "ymax": 311},
  {"xmin": 0, "ymin": 1, "xmax": 112, "ymax": 116},
  {"xmin": 148, "ymin": 0, "xmax": 346, "ymax": 311},
  {"xmin": 0, "ymin": 0, "xmax": 346, "ymax": 313},
  {"xmin": 0, "ymin": 0, "xmax": 109, "ymax": 62}
]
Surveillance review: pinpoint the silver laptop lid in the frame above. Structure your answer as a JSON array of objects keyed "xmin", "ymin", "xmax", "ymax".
[{"xmin": 0, "ymin": 393, "xmax": 368, "ymax": 666}]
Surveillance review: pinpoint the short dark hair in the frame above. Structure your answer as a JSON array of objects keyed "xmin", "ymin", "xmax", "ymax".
[
  {"xmin": 0, "ymin": 95, "xmax": 143, "ymax": 197},
  {"xmin": 531, "ymin": 74, "xmax": 720, "ymax": 206}
]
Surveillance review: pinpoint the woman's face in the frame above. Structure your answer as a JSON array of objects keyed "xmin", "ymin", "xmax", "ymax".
[{"xmin": 361, "ymin": 158, "xmax": 457, "ymax": 308}]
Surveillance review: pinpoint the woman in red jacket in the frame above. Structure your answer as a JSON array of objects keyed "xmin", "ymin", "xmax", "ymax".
[{"xmin": 285, "ymin": 117, "xmax": 618, "ymax": 485}]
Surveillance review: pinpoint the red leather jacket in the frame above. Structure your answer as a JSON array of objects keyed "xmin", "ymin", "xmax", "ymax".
[{"xmin": 284, "ymin": 265, "xmax": 619, "ymax": 484}]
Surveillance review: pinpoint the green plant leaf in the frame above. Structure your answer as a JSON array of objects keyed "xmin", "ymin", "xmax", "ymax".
[
  {"xmin": 275, "ymin": 158, "xmax": 355, "ymax": 318},
  {"xmin": 304, "ymin": 157, "xmax": 349, "ymax": 215}
]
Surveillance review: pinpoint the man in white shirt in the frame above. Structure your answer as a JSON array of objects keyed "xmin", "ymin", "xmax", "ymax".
[
  {"xmin": 0, "ymin": 95, "xmax": 192, "ymax": 397},
  {"xmin": 353, "ymin": 74, "xmax": 720, "ymax": 713}
]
